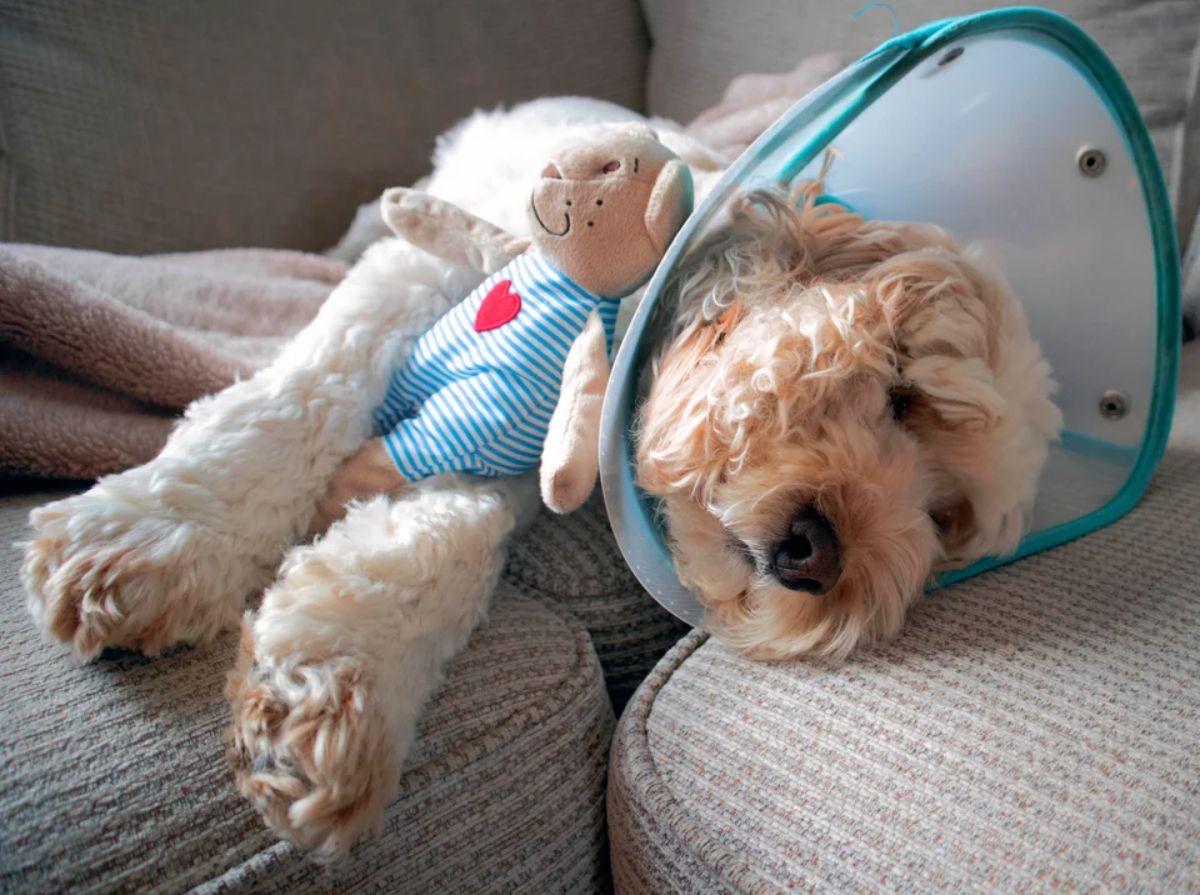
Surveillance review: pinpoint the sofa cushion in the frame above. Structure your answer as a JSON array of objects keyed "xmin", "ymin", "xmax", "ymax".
[
  {"xmin": 0, "ymin": 492, "xmax": 614, "ymax": 893},
  {"xmin": 642, "ymin": 0, "xmax": 1200, "ymax": 247},
  {"xmin": 608, "ymin": 342, "xmax": 1200, "ymax": 893},
  {"xmin": 0, "ymin": 0, "xmax": 648, "ymax": 254},
  {"xmin": 506, "ymin": 491, "xmax": 691, "ymax": 709}
]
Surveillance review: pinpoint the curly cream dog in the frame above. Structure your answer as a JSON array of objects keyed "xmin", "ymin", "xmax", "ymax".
[
  {"xmin": 637, "ymin": 183, "xmax": 1062, "ymax": 660},
  {"xmin": 19, "ymin": 96, "xmax": 1057, "ymax": 854}
]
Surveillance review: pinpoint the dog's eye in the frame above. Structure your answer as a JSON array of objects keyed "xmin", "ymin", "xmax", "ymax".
[
  {"xmin": 889, "ymin": 386, "xmax": 914, "ymax": 421},
  {"xmin": 929, "ymin": 498, "xmax": 976, "ymax": 553}
]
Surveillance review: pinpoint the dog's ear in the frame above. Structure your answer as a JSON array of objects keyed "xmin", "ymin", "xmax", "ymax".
[
  {"xmin": 636, "ymin": 317, "xmax": 730, "ymax": 499},
  {"xmin": 876, "ymin": 250, "xmax": 1009, "ymax": 429},
  {"xmin": 900, "ymin": 355, "xmax": 1007, "ymax": 429}
]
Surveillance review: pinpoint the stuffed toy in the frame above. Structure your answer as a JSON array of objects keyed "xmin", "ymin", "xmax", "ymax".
[{"xmin": 309, "ymin": 125, "xmax": 693, "ymax": 533}]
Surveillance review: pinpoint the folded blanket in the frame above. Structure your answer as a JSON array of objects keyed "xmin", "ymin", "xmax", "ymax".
[
  {"xmin": 685, "ymin": 54, "xmax": 844, "ymax": 159},
  {"xmin": 0, "ymin": 246, "xmax": 343, "ymax": 479}
]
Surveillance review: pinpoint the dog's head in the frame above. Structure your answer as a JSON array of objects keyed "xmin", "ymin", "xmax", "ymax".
[{"xmin": 635, "ymin": 184, "xmax": 1061, "ymax": 660}]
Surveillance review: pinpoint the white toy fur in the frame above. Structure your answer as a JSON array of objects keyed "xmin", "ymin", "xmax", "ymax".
[{"xmin": 23, "ymin": 97, "xmax": 701, "ymax": 854}]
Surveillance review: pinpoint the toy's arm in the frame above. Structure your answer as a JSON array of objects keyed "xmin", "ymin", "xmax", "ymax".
[
  {"xmin": 540, "ymin": 312, "xmax": 610, "ymax": 514},
  {"xmin": 307, "ymin": 437, "xmax": 406, "ymax": 536},
  {"xmin": 381, "ymin": 187, "xmax": 531, "ymax": 275}
]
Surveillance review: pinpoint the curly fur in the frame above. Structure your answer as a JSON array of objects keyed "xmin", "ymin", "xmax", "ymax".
[
  {"xmin": 637, "ymin": 182, "xmax": 1062, "ymax": 660},
  {"xmin": 226, "ymin": 479, "xmax": 516, "ymax": 856}
]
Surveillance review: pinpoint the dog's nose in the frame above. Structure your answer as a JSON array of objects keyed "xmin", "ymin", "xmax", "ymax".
[{"xmin": 770, "ymin": 507, "xmax": 841, "ymax": 594}]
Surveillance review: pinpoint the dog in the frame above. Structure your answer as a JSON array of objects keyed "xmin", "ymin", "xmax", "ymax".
[
  {"xmin": 18, "ymin": 96, "xmax": 1056, "ymax": 854},
  {"xmin": 636, "ymin": 182, "xmax": 1062, "ymax": 660}
]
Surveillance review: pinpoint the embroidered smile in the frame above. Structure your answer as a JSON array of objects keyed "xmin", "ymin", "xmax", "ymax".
[{"xmin": 530, "ymin": 193, "xmax": 571, "ymax": 237}]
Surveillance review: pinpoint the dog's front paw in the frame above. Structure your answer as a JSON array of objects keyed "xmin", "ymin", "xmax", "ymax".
[
  {"xmin": 21, "ymin": 483, "xmax": 255, "ymax": 661},
  {"xmin": 226, "ymin": 621, "xmax": 398, "ymax": 857}
]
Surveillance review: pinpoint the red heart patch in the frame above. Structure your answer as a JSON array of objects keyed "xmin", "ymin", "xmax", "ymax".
[{"xmin": 474, "ymin": 279, "xmax": 522, "ymax": 333}]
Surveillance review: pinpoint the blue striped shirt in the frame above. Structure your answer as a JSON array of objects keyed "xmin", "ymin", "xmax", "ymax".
[{"xmin": 374, "ymin": 252, "xmax": 620, "ymax": 479}]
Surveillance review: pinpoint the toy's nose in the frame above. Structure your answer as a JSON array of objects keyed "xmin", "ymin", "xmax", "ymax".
[
  {"xmin": 547, "ymin": 149, "xmax": 629, "ymax": 180},
  {"xmin": 769, "ymin": 507, "xmax": 841, "ymax": 594}
]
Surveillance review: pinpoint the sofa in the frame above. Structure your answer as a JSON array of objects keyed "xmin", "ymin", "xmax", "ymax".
[{"xmin": 1, "ymin": 1, "xmax": 1197, "ymax": 892}]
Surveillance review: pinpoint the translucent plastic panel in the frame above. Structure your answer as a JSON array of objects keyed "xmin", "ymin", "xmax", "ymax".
[
  {"xmin": 600, "ymin": 11, "xmax": 1178, "ymax": 627},
  {"xmin": 790, "ymin": 32, "xmax": 1156, "ymax": 531}
]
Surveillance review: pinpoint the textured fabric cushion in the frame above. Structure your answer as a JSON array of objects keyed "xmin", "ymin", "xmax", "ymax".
[
  {"xmin": 608, "ymin": 342, "xmax": 1200, "ymax": 893},
  {"xmin": 506, "ymin": 491, "xmax": 691, "ymax": 710},
  {"xmin": 642, "ymin": 0, "xmax": 1200, "ymax": 247},
  {"xmin": 0, "ymin": 0, "xmax": 648, "ymax": 254},
  {"xmin": 0, "ymin": 494, "xmax": 614, "ymax": 894}
]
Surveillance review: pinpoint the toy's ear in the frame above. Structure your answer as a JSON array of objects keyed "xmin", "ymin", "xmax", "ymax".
[{"xmin": 644, "ymin": 160, "xmax": 693, "ymax": 255}]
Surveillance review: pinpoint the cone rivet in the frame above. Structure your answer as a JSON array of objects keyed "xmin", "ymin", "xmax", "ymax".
[
  {"xmin": 1099, "ymin": 389, "xmax": 1128, "ymax": 420},
  {"xmin": 1077, "ymin": 147, "xmax": 1106, "ymax": 177}
]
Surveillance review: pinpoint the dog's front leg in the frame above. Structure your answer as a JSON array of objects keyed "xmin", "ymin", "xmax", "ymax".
[
  {"xmin": 226, "ymin": 474, "xmax": 535, "ymax": 855},
  {"xmin": 21, "ymin": 240, "xmax": 485, "ymax": 660}
]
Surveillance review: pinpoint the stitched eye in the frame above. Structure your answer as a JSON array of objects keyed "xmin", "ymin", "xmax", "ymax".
[{"xmin": 889, "ymin": 386, "xmax": 913, "ymax": 421}]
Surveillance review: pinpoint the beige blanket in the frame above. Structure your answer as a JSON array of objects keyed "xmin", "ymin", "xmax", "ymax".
[
  {"xmin": 684, "ymin": 54, "xmax": 843, "ymax": 158},
  {"xmin": 0, "ymin": 246, "xmax": 343, "ymax": 479}
]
